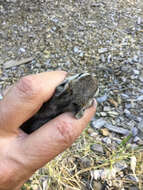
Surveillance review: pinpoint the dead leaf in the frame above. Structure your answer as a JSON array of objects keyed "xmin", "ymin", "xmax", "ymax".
[{"xmin": 109, "ymin": 98, "xmax": 118, "ymax": 108}]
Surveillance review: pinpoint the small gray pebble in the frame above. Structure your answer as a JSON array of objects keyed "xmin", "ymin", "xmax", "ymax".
[
  {"xmin": 133, "ymin": 69, "xmax": 140, "ymax": 75},
  {"xmin": 19, "ymin": 47, "xmax": 26, "ymax": 53},
  {"xmin": 103, "ymin": 106, "xmax": 111, "ymax": 112},
  {"xmin": 133, "ymin": 136, "xmax": 141, "ymax": 143},
  {"xmin": 137, "ymin": 17, "xmax": 141, "ymax": 25},
  {"xmin": 98, "ymin": 48, "xmax": 108, "ymax": 54},
  {"xmin": 96, "ymin": 95, "xmax": 108, "ymax": 103},
  {"xmin": 90, "ymin": 144, "xmax": 104, "ymax": 154},
  {"xmin": 139, "ymin": 76, "xmax": 143, "ymax": 82},
  {"xmin": 124, "ymin": 109, "xmax": 131, "ymax": 117},
  {"xmin": 121, "ymin": 93, "xmax": 129, "ymax": 99},
  {"xmin": 91, "ymin": 118, "xmax": 106, "ymax": 129},
  {"xmin": 136, "ymin": 95, "xmax": 143, "ymax": 101},
  {"xmin": 131, "ymin": 127, "xmax": 138, "ymax": 137},
  {"xmin": 73, "ymin": 46, "xmax": 79, "ymax": 53},
  {"xmin": 133, "ymin": 55, "xmax": 138, "ymax": 62},
  {"xmin": 102, "ymin": 137, "xmax": 111, "ymax": 145},
  {"xmin": 100, "ymin": 54, "xmax": 106, "ymax": 62},
  {"xmin": 125, "ymin": 103, "xmax": 132, "ymax": 109}
]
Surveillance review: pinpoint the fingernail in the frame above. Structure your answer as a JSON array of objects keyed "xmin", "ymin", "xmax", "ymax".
[{"xmin": 93, "ymin": 98, "xmax": 97, "ymax": 108}]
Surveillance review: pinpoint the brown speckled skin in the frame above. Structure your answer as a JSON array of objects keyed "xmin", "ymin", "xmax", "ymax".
[{"xmin": 20, "ymin": 73, "xmax": 98, "ymax": 134}]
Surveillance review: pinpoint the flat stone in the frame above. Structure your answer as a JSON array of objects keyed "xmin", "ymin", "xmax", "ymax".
[
  {"xmin": 125, "ymin": 103, "xmax": 132, "ymax": 109},
  {"xmin": 124, "ymin": 109, "xmax": 131, "ymax": 117},
  {"xmin": 121, "ymin": 93, "xmax": 129, "ymax": 99},
  {"xmin": 138, "ymin": 120, "xmax": 143, "ymax": 139},
  {"xmin": 103, "ymin": 106, "xmax": 111, "ymax": 112},
  {"xmin": 73, "ymin": 46, "xmax": 80, "ymax": 53},
  {"xmin": 104, "ymin": 123, "xmax": 130, "ymax": 135},
  {"xmin": 137, "ymin": 17, "xmax": 142, "ymax": 25},
  {"xmin": 19, "ymin": 47, "xmax": 26, "ymax": 53},
  {"xmin": 93, "ymin": 181, "xmax": 104, "ymax": 190},
  {"xmin": 108, "ymin": 111, "xmax": 119, "ymax": 117},
  {"xmin": 136, "ymin": 95, "xmax": 143, "ymax": 101},
  {"xmin": 114, "ymin": 161, "xmax": 127, "ymax": 172},
  {"xmin": 102, "ymin": 137, "xmax": 111, "ymax": 144},
  {"xmin": 133, "ymin": 69, "xmax": 140, "ymax": 75},
  {"xmin": 133, "ymin": 136, "xmax": 141, "ymax": 143},
  {"xmin": 100, "ymin": 112, "xmax": 107, "ymax": 117},
  {"xmin": 100, "ymin": 54, "xmax": 106, "ymax": 62},
  {"xmin": 138, "ymin": 120, "xmax": 143, "ymax": 133},
  {"xmin": 91, "ymin": 118, "xmax": 106, "ymax": 129},
  {"xmin": 96, "ymin": 94, "xmax": 108, "ymax": 103},
  {"xmin": 90, "ymin": 144, "xmax": 104, "ymax": 154},
  {"xmin": 139, "ymin": 72, "xmax": 143, "ymax": 82},
  {"xmin": 131, "ymin": 127, "xmax": 138, "ymax": 136}
]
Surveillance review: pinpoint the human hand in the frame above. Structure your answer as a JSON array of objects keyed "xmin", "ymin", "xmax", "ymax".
[{"xmin": 0, "ymin": 71, "xmax": 96, "ymax": 190}]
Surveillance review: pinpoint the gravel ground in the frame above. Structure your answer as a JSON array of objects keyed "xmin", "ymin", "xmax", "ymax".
[{"xmin": 0, "ymin": 0, "xmax": 143, "ymax": 189}]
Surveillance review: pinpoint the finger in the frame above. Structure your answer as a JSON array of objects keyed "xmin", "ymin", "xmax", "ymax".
[
  {"xmin": 20, "ymin": 102, "xmax": 96, "ymax": 169},
  {"xmin": 0, "ymin": 71, "xmax": 67, "ymax": 133}
]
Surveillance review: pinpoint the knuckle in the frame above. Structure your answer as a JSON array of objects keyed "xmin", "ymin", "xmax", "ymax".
[
  {"xmin": 16, "ymin": 75, "xmax": 41, "ymax": 100},
  {"xmin": 0, "ymin": 161, "xmax": 14, "ymax": 185},
  {"xmin": 56, "ymin": 118, "xmax": 75, "ymax": 146}
]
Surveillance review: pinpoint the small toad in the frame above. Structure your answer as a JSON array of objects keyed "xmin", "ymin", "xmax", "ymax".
[{"xmin": 20, "ymin": 73, "xmax": 98, "ymax": 134}]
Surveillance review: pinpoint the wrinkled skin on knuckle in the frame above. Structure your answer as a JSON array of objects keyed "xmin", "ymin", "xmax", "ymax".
[
  {"xmin": 56, "ymin": 118, "xmax": 76, "ymax": 147},
  {"xmin": 0, "ymin": 159, "xmax": 27, "ymax": 190},
  {"xmin": 16, "ymin": 75, "xmax": 42, "ymax": 101},
  {"xmin": 0, "ymin": 160, "xmax": 19, "ymax": 187}
]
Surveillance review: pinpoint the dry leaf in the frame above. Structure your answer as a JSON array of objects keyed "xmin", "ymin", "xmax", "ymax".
[{"xmin": 109, "ymin": 98, "xmax": 118, "ymax": 108}]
